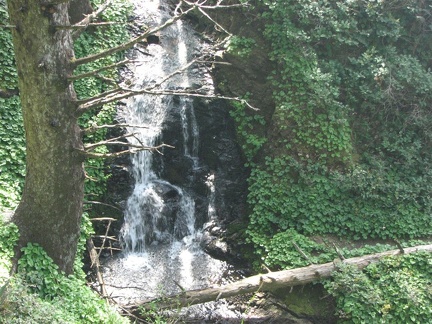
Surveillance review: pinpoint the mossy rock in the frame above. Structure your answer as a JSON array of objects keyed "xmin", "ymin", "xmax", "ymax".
[{"xmin": 273, "ymin": 284, "xmax": 336, "ymax": 323}]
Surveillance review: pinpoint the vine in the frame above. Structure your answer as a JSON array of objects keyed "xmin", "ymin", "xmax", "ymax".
[
  {"xmin": 325, "ymin": 252, "xmax": 432, "ymax": 323},
  {"xmin": 0, "ymin": 5, "xmax": 24, "ymax": 209},
  {"xmin": 245, "ymin": 0, "xmax": 432, "ymax": 256},
  {"xmin": 239, "ymin": 0, "xmax": 432, "ymax": 320}
]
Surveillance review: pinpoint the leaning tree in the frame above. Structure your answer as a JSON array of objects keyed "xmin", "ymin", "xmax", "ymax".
[{"xmin": 6, "ymin": 0, "xmax": 247, "ymax": 274}]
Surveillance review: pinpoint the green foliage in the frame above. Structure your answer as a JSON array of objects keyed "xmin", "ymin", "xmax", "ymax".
[
  {"xmin": 0, "ymin": 4, "xmax": 18, "ymax": 92},
  {"xmin": 138, "ymin": 301, "xmax": 170, "ymax": 324},
  {"xmin": 0, "ymin": 5, "xmax": 25, "ymax": 209},
  {"xmin": 0, "ymin": 221, "xmax": 19, "ymax": 284},
  {"xmin": 239, "ymin": 5, "xmax": 432, "ymax": 321},
  {"xmin": 247, "ymin": 155, "xmax": 432, "ymax": 249},
  {"xmin": 226, "ymin": 36, "xmax": 257, "ymax": 57},
  {"xmin": 325, "ymin": 252, "xmax": 432, "ymax": 323},
  {"xmin": 264, "ymin": 229, "xmax": 332, "ymax": 269},
  {"xmin": 17, "ymin": 242, "xmax": 127, "ymax": 323},
  {"xmin": 0, "ymin": 216, "xmax": 126, "ymax": 323},
  {"xmin": 74, "ymin": 0, "xmax": 133, "ymax": 200},
  {"xmin": 1, "ymin": 277, "xmax": 77, "ymax": 324},
  {"xmin": 229, "ymin": 98, "xmax": 266, "ymax": 162},
  {"xmin": 244, "ymin": 0, "xmax": 432, "ymax": 259}
]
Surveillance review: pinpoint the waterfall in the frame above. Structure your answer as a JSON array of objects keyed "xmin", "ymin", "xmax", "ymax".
[{"xmin": 101, "ymin": 0, "xmax": 228, "ymax": 303}]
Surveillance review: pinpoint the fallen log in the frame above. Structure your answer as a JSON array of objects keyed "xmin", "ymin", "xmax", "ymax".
[{"xmin": 126, "ymin": 244, "xmax": 432, "ymax": 312}]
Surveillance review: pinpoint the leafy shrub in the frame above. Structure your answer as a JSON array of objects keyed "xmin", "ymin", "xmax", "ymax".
[
  {"xmin": 244, "ymin": 0, "xmax": 432, "ymax": 256},
  {"xmin": 325, "ymin": 252, "xmax": 432, "ymax": 323},
  {"xmin": 226, "ymin": 36, "xmax": 257, "ymax": 57},
  {"xmin": 17, "ymin": 242, "xmax": 127, "ymax": 323}
]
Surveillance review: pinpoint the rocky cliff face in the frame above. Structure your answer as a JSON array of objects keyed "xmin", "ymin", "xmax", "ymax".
[{"xmin": 104, "ymin": 8, "xmax": 251, "ymax": 263}]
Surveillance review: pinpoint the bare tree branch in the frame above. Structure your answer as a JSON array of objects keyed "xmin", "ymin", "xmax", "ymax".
[
  {"xmin": 77, "ymin": 143, "xmax": 174, "ymax": 159},
  {"xmin": 78, "ymin": 86, "xmax": 258, "ymax": 113},
  {"xmin": 72, "ymin": 0, "xmax": 257, "ymax": 114},
  {"xmin": 197, "ymin": 6, "xmax": 232, "ymax": 35},
  {"xmin": 71, "ymin": 2, "xmax": 196, "ymax": 67},
  {"xmin": 70, "ymin": 0, "xmax": 244, "ymax": 67},
  {"xmin": 184, "ymin": 0, "xmax": 247, "ymax": 9},
  {"xmin": 55, "ymin": 21, "xmax": 126, "ymax": 30},
  {"xmin": 74, "ymin": 88, "xmax": 122, "ymax": 106},
  {"xmin": 83, "ymin": 133, "xmax": 139, "ymax": 151},
  {"xmin": 82, "ymin": 123, "xmax": 149, "ymax": 134},
  {"xmin": 72, "ymin": 0, "xmax": 113, "ymax": 39},
  {"xmin": 68, "ymin": 59, "xmax": 131, "ymax": 81}
]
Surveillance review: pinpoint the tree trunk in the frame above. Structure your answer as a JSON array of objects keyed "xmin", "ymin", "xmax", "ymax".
[
  {"xmin": 7, "ymin": 1, "xmax": 84, "ymax": 274},
  {"xmin": 127, "ymin": 244, "xmax": 432, "ymax": 312}
]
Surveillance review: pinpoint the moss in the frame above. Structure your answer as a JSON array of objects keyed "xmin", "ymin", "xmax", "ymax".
[{"xmin": 273, "ymin": 284, "xmax": 336, "ymax": 321}]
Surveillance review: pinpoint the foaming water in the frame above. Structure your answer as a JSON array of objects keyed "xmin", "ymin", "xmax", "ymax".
[{"xmin": 101, "ymin": 0, "xmax": 228, "ymax": 305}]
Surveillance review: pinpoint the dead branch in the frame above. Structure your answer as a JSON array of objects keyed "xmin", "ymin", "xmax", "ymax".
[
  {"xmin": 91, "ymin": 235, "xmax": 118, "ymax": 240},
  {"xmin": 197, "ymin": 6, "xmax": 232, "ymax": 35},
  {"xmin": 78, "ymin": 87, "xmax": 258, "ymax": 113},
  {"xmin": 93, "ymin": 246, "xmax": 121, "ymax": 251},
  {"xmin": 71, "ymin": 3, "xmax": 196, "ymax": 67},
  {"xmin": 85, "ymin": 141, "xmax": 147, "ymax": 151},
  {"xmin": 55, "ymin": 21, "xmax": 126, "ymax": 30},
  {"xmin": 68, "ymin": 59, "xmax": 130, "ymax": 82},
  {"xmin": 87, "ymin": 238, "xmax": 108, "ymax": 297},
  {"xmin": 292, "ymin": 242, "xmax": 314, "ymax": 264},
  {"xmin": 75, "ymin": 88, "xmax": 122, "ymax": 106},
  {"xmin": 184, "ymin": 0, "xmax": 247, "ymax": 9},
  {"xmin": 78, "ymin": 143, "xmax": 174, "ymax": 159},
  {"xmin": 82, "ymin": 123, "xmax": 149, "ymax": 134},
  {"xmin": 72, "ymin": 0, "xmax": 113, "ymax": 39},
  {"xmin": 84, "ymin": 201, "xmax": 123, "ymax": 212},
  {"xmin": 71, "ymin": 0, "xmax": 244, "ymax": 67},
  {"xmin": 125, "ymin": 244, "xmax": 432, "ymax": 312},
  {"xmin": 97, "ymin": 219, "xmax": 113, "ymax": 259},
  {"xmin": 72, "ymin": 3, "xmax": 256, "ymax": 114},
  {"xmin": 90, "ymin": 217, "xmax": 117, "ymax": 221},
  {"xmin": 83, "ymin": 132, "xmax": 140, "ymax": 151}
]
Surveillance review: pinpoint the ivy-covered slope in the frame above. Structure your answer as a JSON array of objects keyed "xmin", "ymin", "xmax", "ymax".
[
  {"xmin": 225, "ymin": 0, "xmax": 432, "ymax": 265},
  {"xmin": 218, "ymin": 2, "xmax": 432, "ymax": 321}
]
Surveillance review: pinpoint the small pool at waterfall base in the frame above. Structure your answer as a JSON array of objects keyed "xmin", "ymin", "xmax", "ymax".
[{"xmin": 100, "ymin": 236, "xmax": 253, "ymax": 322}]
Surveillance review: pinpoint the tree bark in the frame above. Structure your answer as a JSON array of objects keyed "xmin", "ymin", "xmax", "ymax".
[
  {"xmin": 7, "ymin": 1, "xmax": 84, "ymax": 274},
  {"xmin": 126, "ymin": 244, "xmax": 432, "ymax": 312}
]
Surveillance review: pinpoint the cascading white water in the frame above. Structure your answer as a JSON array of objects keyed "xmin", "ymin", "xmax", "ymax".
[
  {"xmin": 120, "ymin": 2, "xmax": 199, "ymax": 252},
  {"xmin": 101, "ymin": 0, "xmax": 229, "ymax": 304}
]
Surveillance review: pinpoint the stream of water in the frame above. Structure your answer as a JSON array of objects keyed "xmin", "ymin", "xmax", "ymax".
[{"xmin": 101, "ymin": 0, "xmax": 232, "ymax": 308}]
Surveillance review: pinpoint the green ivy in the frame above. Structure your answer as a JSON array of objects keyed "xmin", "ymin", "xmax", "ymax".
[
  {"xmin": 245, "ymin": 0, "xmax": 432, "ymax": 252},
  {"xmin": 0, "ymin": 5, "xmax": 25, "ymax": 209},
  {"xmin": 0, "ymin": 220, "xmax": 19, "ymax": 284},
  {"xmin": 229, "ymin": 98, "xmax": 266, "ymax": 163},
  {"xmin": 15, "ymin": 243, "xmax": 127, "ymax": 323},
  {"xmin": 226, "ymin": 36, "xmax": 257, "ymax": 57},
  {"xmin": 325, "ymin": 252, "xmax": 432, "ymax": 323},
  {"xmin": 14, "ymin": 215, "xmax": 126, "ymax": 323},
  {"xmin": 74, "ymin": 0, "xmax": 133, "ymax": 200}
]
